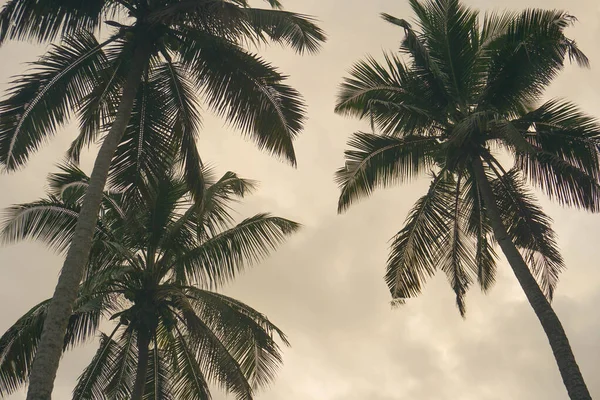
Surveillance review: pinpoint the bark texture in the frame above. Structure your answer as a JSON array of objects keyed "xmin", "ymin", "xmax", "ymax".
[
  {"xmin": 25, "ymin": 43, "xmax": 150, "ymax": 400},
  {"xmin": 131, "ymin": 331, "xmax": 151, "ymax": 400},
  {"xmin": 471, "ymin": 156, "xmax": 591, "ymax": 400}
]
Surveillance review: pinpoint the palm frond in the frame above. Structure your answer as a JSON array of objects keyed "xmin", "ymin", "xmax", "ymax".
[
  {"xmin": 187, "ymin": 288, "xmax": 287, "ymax": 389},
  {"xmin": 516, "ymin": 150, "xmax": 600, "ymax": 212},
  {"xmin": 479, "ymin": 9, "xmax": 588, "ymax": 115},
  {"xmin": 69, "ymin": 38, "xmax": 128, "ymax": 162},
  {"xmin": 383, "ymin": 10, "xmax": 451, "ymax": 115},
  {"xmin": 175, "ymin": 214, "xmax": 300, "ymax": 287},
  {"xmin": 72, "ymin": 326, "xmax": 122, "ymax": 400},
  {"xmin": 175, "ymin": 300, "xmax": 253, "ymax": 400},
  {"xmin": 153, "ymin": 60, "xmax": 205, "ymax": 202},
  {"xmin": 335, "ymin": 53, "xmax": 441, "ymax": 135},
  {"xmin": 240, "ymin": 8, "xmax": 325, "ymax": 54},
  {"xmin": 177, "ymin": 28, "xmax": 304, "ymax": 165},
  {"xmin": 1, "ymin": 197, "xmax": 87, "ymax": 253},
  {"xmin": 108, "ymin": 73, "xmax": 176, "ymax": 194},
  {"xmin": 105, "ymin": 328, "xmax": 138, "ymax": 399},
  {"xmin": 0, "ymin": 0, "xmax": 112, "ymax": 45},
  {"xmin": 461, "ymin": 169, "xmax": 497, "ymax": 291},
  {"xmin": 437, "ymin": 173, "xmax": 476, "ymax": 316},
  {"xmin": 336, "ymin": 132, "xmax": 438, "ymax": 212},
  {"xmin": 406, "ymin": 0, "xmax": 480, "ymax": 105},
  {"xmin": 0, "ymin": 31, "xmax": 115, "ymax": 170},
  {"xmin": 169, "ymin": 329, "xmax": 211, "ymax": 400},
  {"xmin": 514, "ymin": 99, "xmax": 600, "ymax": 179},
  {"xmin": 489, "ymin": 167, "xmax": 564, "ymax": 299},
  {"xmin": 386, "ymin": 170, "xmax": 455, "ymax": 303},
  {"xmin": 143, "ymin": 344, "xmax": 173, "ymax": 400},
  {"xmin": 0, "ymin": 295, "xmax": 105, "ymax": 396}
]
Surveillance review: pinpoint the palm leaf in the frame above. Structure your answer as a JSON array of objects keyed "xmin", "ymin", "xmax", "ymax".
[
  {"xmin": 72, "ymin": 325, "xmax": 122, "ymax": 400},
  {"xmin": 479, "ymin": 9, "xmax": 588, "ymax": 115},
  {"xmin": 175, "ymin": 214, "xmax": 300, "ymax": 287},
  {"xmin": 336, "ymin": 132, "xmax": 438, "ymax": 212},
  {"xmin": 0, "ymin": 0, "xmax": 112, "ymax": 44},
  {"xmin": 240, "ymin": 8, "xmax": 325, "ymax": 54},
  {"xmin": 105, "ymin": 328, "xmax": 138, "ymax": 399},
  {"xmin": 489, "ymin": 167, "xmax": 564, "ymax": 299},
  {"xmin": 187, "ymin": 288, "xmax": 288, "ymax": 389},
  {"xmin": 386, "ymin": 171, "xmax": 455, "ymax": 302},
  {"xmin": 335, "ymin": 53, "xmax": 441, "ymax": 135},
  {"xmin": 169, "ymin": 330, "xmax": 211, "ymax": 400},
  {"xmin": 437, "ymin": 173, "xmax": 477, "ymax": 316},
  {"xmin": 0, "ymin": 295, "xmax": 106, "ymax": 396},
  {"xmin": 174, "ymin": 299, "xmax": 252, "ymax": 400},
  {"xmin": 177, "ymin": 28, "xmax": 305, "ymax": 165},
  {"xmin": 0, "ymin": 30, "xmax": 115, "ymax": 170}
]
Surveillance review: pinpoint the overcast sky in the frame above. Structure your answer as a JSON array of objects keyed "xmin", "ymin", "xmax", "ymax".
[{"xmin": 1, "ymin": 0, "xmax": 600, "ymax": 399}]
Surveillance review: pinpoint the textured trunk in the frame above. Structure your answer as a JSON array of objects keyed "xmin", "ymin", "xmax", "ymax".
[
  {"xmin": 25, "ymin": 44, "xmax": 150, "ymax": 400},
  {"xmin": 131, "ymin": 331, "xmax": 151, "ymax": 400},
  {"xmin": 471, "ymin": 156, "xmax": 591, "ymax": 400}
]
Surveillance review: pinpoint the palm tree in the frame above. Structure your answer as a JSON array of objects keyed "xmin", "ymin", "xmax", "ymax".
[
  {"xmin": 0, "ymin": 1, "xmax": 324, "ymax": 398},
  {"xmin": 334, "ymin": 1, "xmax": 598, "ymax": 399},
  {"xmin": 0, "ymin": 162, "xmax": 299, "ymax": 399}
]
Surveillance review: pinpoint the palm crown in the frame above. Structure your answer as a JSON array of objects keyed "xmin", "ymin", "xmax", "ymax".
[
  {"xmin": 0, "ymin": 0, "xmax": 325, "ymax": 194},
  {"xmin": 0, "ymin": 162, "xmax": 299, "ymax": 399},
  {"xmin": 335, "ymin": 0, "xmax": 600, "ymax": 314},
  {"xmin": 0, "ymin": 4, "xmax": 324, "ymax": 397}
]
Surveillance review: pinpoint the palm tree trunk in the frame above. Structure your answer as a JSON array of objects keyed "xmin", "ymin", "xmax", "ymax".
[
  {"xmin": 471, "ymin": 156, "xmax": 591, "ymax": 400},
  {"xmin": 132, "ymin": 331, "xmax": 151, "ymax": 400},
  {"xmin": 25, "ymin": 43, "xmax": 151, "ymax": 400}
]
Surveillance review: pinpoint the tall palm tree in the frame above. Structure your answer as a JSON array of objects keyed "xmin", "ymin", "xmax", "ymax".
[
  {"xmin": 0, "ymin": 162, "xmax": 298, "ymax": 399},
  {"xmin": 0, "ymin": 1, "xmax": 324, "ymax": 398},
  {"xmin": 334, "ymin": 1, "xmax": 598, "ymax": 399}
]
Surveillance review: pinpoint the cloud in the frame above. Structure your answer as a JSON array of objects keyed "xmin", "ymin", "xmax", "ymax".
[{"xmin": 1, "ymin": 0, "xmax": 600, "ymax": 399}]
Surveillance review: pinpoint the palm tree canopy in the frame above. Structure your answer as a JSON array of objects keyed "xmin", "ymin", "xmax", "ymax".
[
  {"xmin": 0, "ymin": 0, "xmax": 326, "ymax": 198},
  {"xmin": 0, "ymin": 163, "xmax": 299, "ymax": 399},
  {"xmin": 335, "ymin": 0, "xmax": 600, "ymax": 314}
]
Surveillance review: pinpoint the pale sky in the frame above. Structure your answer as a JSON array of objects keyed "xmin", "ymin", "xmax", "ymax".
[{"xmin": 1, "ymin": 0, "xmax": 600, "ymax": 399}]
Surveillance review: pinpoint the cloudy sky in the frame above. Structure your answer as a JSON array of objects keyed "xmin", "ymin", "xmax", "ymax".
[{"xmin": 1, "ymin": 0, "xmax": 600, "ymax": 399}]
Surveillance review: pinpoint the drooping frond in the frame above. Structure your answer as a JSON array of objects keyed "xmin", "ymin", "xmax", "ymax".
[
  {"xmin": 169, "ymin": 330, "xmax": 211, "ymax": 400},
  {"xmin": 143, "ymin": 345, "xmax": 173, "ymax": 400},
  {"xmin": 336, "ymin": 132, "xmax": 438, "ymax": 212},
  {"xmin": 437, "ymin": 173, "xmax": 477, "ymax": 316},
  {"xmin": 479, "ymin": 9, "xmax": 588, "ymax": 115},
  {"xmin": 175, "ymin": 298, "xmax": 253, "ymax": 400},
  {"xmin": 516, "ymin": 150, "xmax": 600, "ymax": 212},
  {"xmin": 72, "ymin": 327, "xmax": 122, "ymax": 400},
  {"xmin": 514, "ymin": 98, "xmax": 600, "ymax": 180},
  {"xmin": 153, "ymin": 60, "xmax": 205, "ymax": 202},
  {"xmin": 186, "ymin": 287, "xmax": 288, "ymax": 389},
  {"xmin": 386, "ymin": 171, "xmax": 455, "ymax": 302},
  {"xmin": 0, "ymin": 0, "xmax": 112, "ymax": 45},
  {"xmin": 0, "ymin": 30, "xmax": 114, "ymax": 170},
  {"xmin": 490, "ymin": 167, "xmax": 564, "ymax": 299},
  {"xmin": 104, "ymin": 328, "xmax": 138, "ymax": 399},
  {"xmin": 1, "ymin": 197, "xmax": 89, "ymax": 253},
  {"xmin": 177, "ymin": 28, "xmax": 305, "ymax": 164},
  {"xmin": 0, "ymin": 295, "xmax": 105, "ymax": 397},
  {"xmin": 460, "ymin": 169, "xmax": 497, "ymax": 291},
  {"xmin": 69, "ymin": 38, "xmax": 128, "ymax": 163}
]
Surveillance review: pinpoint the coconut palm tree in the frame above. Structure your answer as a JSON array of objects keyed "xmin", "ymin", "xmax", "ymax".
[
  {"xmin": 334, "ymin": 1, "xmax": 598, "ymax": 399},
  {"xmin": 0, "ymin": 161, "xmax": 298, "ymax": 399},
  {"xmin": 0, "ymin": 1, "xmax": 324, "ymax": 398}
]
